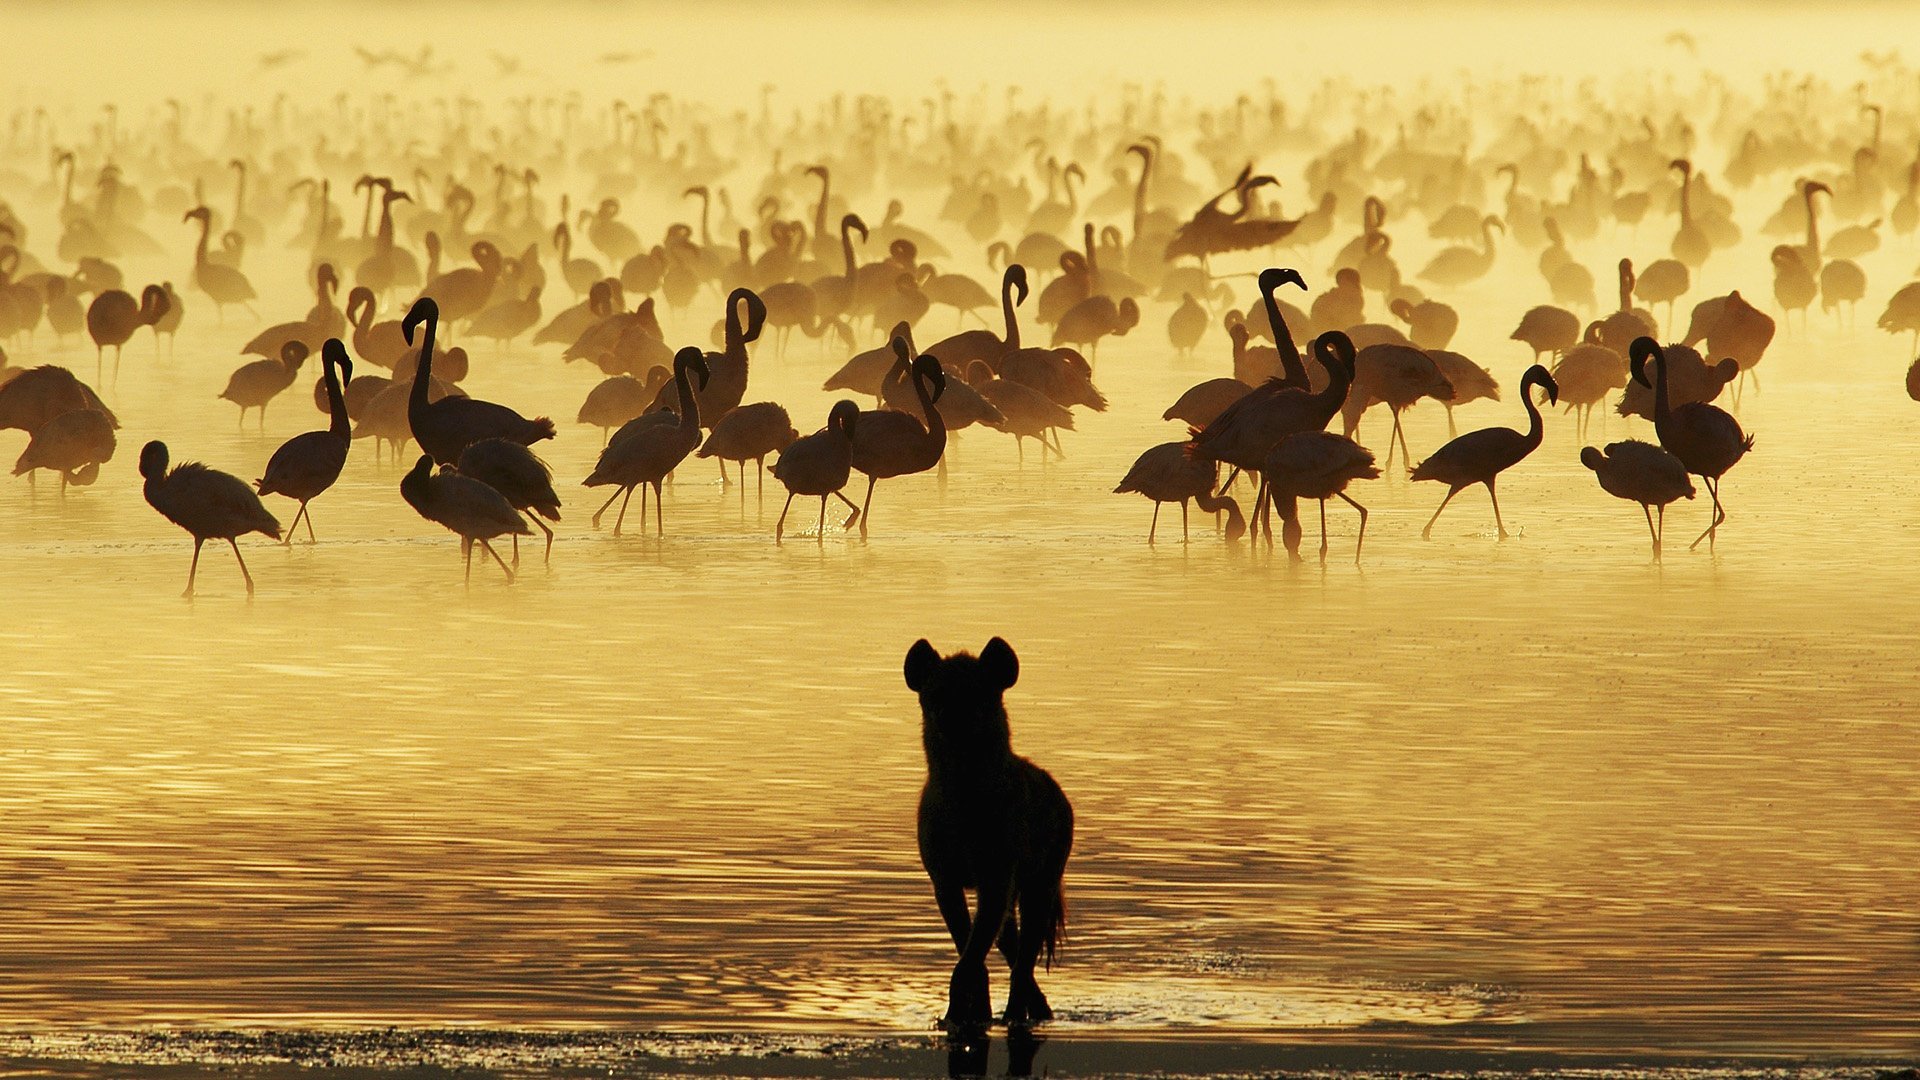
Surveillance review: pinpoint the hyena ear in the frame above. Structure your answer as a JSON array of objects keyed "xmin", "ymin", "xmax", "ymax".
[
  {"xmin": 905, "ymin": 639, "xmax": 940, "ymax": 692},
  {"xmin": 980, "ymin": 637, "xmax": 1019, "ymax": 690}
]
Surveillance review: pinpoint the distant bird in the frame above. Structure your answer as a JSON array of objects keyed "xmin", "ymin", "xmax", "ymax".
[
  {"xmin": 402, "ymin": 297, "xmax": 555, "ymax": 464},
  {"xmin": 1580, "ymin": 439, "xmax": 1695, "ymax": 558},
  {"xmin": 1629, "ymin": 338, "xmax": 1752, "ymax": 550},
  {"xmin": 970, "ymin": 360, "xmax": 1075, "ymax": 462},
  {"xmin": 399, "ymin": 454, "xmax": 529, "ymax": 584},
  {"xmin": 1418, "ymin": 215, "xmax": 1501, "ymax": 286},
  {"xmin": 1412, "ymin": 365, "xmax": 1558, "ymax": 540},
  {"xmin": 850, "ymin": 340, "xmax": 947, "ymax": 536},
  {"xmin": 771, "ymin": 400, "xmax": 861, "ymax": 542},
  {"xmin": 1167, "ymin": 293, "xmax": 1208, "ymax": 355},
  {"xmin": 1879, "ymin": 282, "xmax": 1920, "ymax": 352},
  {"xmin": 139, "ymin": 440, "xmax": 282, "ymax": 597},
  {"xmin": 86, "ymin": 284, "xmax": 168, "ymax": 383},
  {"xmin": 1113, "ymin": 441, "xmax": 1245, "ymax": 543},
  {"xmin": 583, "ymin": 346, "xmax": 709, "ymax": 537},
  {"xmin": 219, "ymin": 340, "xmax": 308, "ymax": 432},
  {"xmin": 0, "ymin": 366, "xmax": 116, "ymax": 447},
  {"xmin": 1262, "ymin": 430, "xmax": 1380, "ymax": 563},
  {"xmin": 699, "ymin": 401, "xmax": 798, "ymax": 494},
  {"xmin": 12, "ymin": 407, "xmax": 114, "ymax": 493},
  {"xmin": 920, "ymin": 264, "xmax": 1029, "ymax": 374},
  {"xmin": 1509, "ymin": 305, "xmax": 1580, "ymax": 361},
  {"xmin": 457, "ymin": 438, "xmax": 561, "ymax": 564},
  {"xmin": 255, "ymin": 339, "xmax": 351, "ymax": 542},
  {"xmin": 184, "ymin": 206, "xmax": 257, "ymax": 321}
]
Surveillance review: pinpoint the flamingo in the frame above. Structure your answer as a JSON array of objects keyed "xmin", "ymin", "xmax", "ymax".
[
  {"xmin": 456, "ymin": 438, "xmax": 561, "ymax": 565},
  {"xmin": 219, "ymin": 340, "xmax": 307, "ymax": 432},
  {"xmin": 770, "ymin": 400, "xmax": 861, "ymax": 542},
  {"xmin": 140, "ymin": 440, "xmax": 281, "ymax": 597},
  {"xmin": 1112, "ymin": 442, "xmax": 1245, "ymax": 543},
  {"xmin": 401, "ymin": 297, "xmax": 555, "ymax": 464},
  {"xmin": 1629, "ymin": 338, "xmax": 1752, "ymax": 550},
  {"xmin": 849, "ymin": 339, "xmax": 946, "ymax": 537},
  {"xmin": 85, "ymin": 284, "xmax": 168, "ymax": 383},
  {"xmin": 399, "ymin": 454, "xmax": 529, "ymax": 584},
  {"xmin": 1263, "ymin": 431, "xmax": 1380, "ymax": 563},
  {"xmin": 1412, "ymin": 365, "xmax": 1559, "ymax": 540},
  {"xmin": 583, "ymin": 346, "xmax": 709, "ymax": 537},
  {"xmin": 255, "ymin": 339, "xmax": 351, "ymax": 542},
  {"xmin": 1580, "ymin": 439, "xmax": 1695, "ymax": 558}
]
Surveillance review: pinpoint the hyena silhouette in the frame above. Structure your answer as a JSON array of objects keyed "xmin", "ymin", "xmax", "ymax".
[{"xmin": 906, "ymin": 637, "xmax": 1074, "ymax": 1029}]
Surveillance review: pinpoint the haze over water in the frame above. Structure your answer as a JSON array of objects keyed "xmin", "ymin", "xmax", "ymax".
[{"xmin": 0, "ymin": 1, "xmax": 1917, "ymax": 1074}]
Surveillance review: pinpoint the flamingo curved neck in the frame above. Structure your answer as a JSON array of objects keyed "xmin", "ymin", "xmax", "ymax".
[
  {"xmin": 324, "ymin": 360, "xmax": 349, "ymax": 440},
  {"xmin": 676, "ymin": 363, "xmax": 702, "ymax": 430},
  {"xmin": 409, "ymin": 316, "xmax": 437, "ymax": 410},
  {"xmin": 1001, "ymin": 275, "xmax": 1021, "ymax": 350}
]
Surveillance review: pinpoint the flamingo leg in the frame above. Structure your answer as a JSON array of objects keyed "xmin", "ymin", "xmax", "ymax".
[
  {"xmin": 1422, "ymin": 485, "xmax": 1463, "ymax": 539},
  {"xmin": 612, "ymin": 486, "xmax": 635, "ymax": 536},
  {"xmin": 591, "ymin": 487, "xmax": 622, "ymax": 528},
  {"xmin": 816, "ymin": 494, "xmax": 827, "ymax": 541},
  {"xmin": 775, "ymin": 492, "xmax": 795, "ymax": 542},
  {"xmin": 1317, "ymin": 497, "xmax": 1329, "ymax": 560},
  {"xmin": 1487, "ymin": 478, "xmax": 1509, "ymax": 539},
  {"xmin": 1148, "ymin": 502, "xmax": 1160, "ymax": 545},
  {"xmin": 1216, "ymin": 467, "xmax": 1240, "ymax": 497},
  {"xmin": 653, "ymin": 481, "xmax": 665, "ymax": 536},
  {"xmin": 1690, "ymin": 476, "xmax": 1725, "ymax": 550},
  {"xmin": 301, "ymin": 502, "xmax": 316, "ymax": 543},
  {"xmin": 833, "ymin": 490, "xmax": 860, "ymax": 528},
  {"xmin": 1643, "ymin": 503, "xmax": 1659, "ymax": 557},
  {"xmin": 184, "ymin": 538, "xmax": 204, "ymax": 598},
  {"xmin": 1336, "ymin": 491, "xmax": 1369, "ymax": 563},
  {"xmin": 859, "ymin": 475, "xmax": 878, "ymax": 537},
  {"xmin": 1182, "ymin": 499, "xmax": 1190, "ymax": 543},
  {"xmin": 463, "ymin": 537, "xmax": 474, "ymax": 583},
  {"xmin": 479, "ymin": 539, "xmax": 515, "ymax": 583},
  {"xmin": 228, "ymin": 539, "xmax": 255, "ymax": 596},
  {"xmin": 529, "ymin": 516, "xmax": 554, "ymax": 563}
]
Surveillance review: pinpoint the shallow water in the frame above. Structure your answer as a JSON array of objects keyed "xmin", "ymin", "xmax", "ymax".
[{"xmin": 2, "ymin": 51, "xmax": 1920, "ymax": 1076}]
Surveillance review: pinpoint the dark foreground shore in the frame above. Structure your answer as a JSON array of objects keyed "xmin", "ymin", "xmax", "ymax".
[{"xmin": 0, "ymin": 1029, "xmax": 1913, "ymax": 1079}]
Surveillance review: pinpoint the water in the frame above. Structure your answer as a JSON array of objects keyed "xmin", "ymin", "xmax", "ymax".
[{"xmin": 1, "ymin": 13, "xmax": 1919, "ymax": 1072}]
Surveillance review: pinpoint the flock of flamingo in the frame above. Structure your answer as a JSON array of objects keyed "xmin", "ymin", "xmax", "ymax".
[{"xmin": 1, "ymin": 61, "xmax": 1918, "ymax": 594}]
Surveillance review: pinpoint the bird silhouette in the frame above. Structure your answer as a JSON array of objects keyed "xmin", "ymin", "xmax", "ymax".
[
  {"xmin": 1263, "ymin": 430, "xmax": 1380, "ymax": 563},
  {"xmin": 1581, "ymin": 439, "xmax": 1695, "ymax": 558},
  {"xmin": 1412, "ymin": 365, "xmax": 1558, "ymax": 540},
  {"xmin": 456, "ymin": 438, "xmax": 562, "ymax": 565},
  {"xmin": 255, "ymin": 339, "xmax": 351, "ymax": 542},
  {"xmin": 1113, "ymin": 441, "xmax": 1245, "ymax": 543},
  {"xmin": 400, "ymin": 454, "xmax": 529, "ymax": 584},
  {"xmin": 1629, "ymin": 338, "xmax": 1752, "ymax": 550},
  {"xmin": 850, "ymin": 339, "xmax": 947, "ymax": 537},
  {"xmin": 583, "ymin": 346, "xmax": 710, "ymax": 537},
  {"xmin": 402, "ymin": 297, "xmax": 555, "ymax": 464},
  {"xmin": 140, "ymin": 440, "xmax": 281, "ymax": 597},
  {"xmin": 771, "ymin": 400, "xmax": 861, "ymax": 542}
]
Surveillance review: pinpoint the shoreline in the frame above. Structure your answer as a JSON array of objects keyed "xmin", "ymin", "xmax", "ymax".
[{"xmin": 0, "ymin": 1027, "xmax": 1912, "ymax": 1078}]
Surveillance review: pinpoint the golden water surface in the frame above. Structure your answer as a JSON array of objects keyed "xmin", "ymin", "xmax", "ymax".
[{"xmin": 0, "ymin": 0, "xmax": 1915, "ymax": 1067}]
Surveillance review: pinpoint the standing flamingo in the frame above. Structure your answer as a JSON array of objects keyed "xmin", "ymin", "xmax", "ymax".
[
  {"xmin": 140, "ymin": 440, "xmax": 282, "ymax": 597},
  {"xmin": 583, "ymin": 346, "xmax": 709, "ymax": 537},
  {"xmin": 1629, "ymin": 337, "xmax": 1752, "ymax": 550},
  {"xmin": 1412, "ymin": 365, "xmax": 1559, "ymax": 540},
  {"xmin": 402, "ymin": 297, "xmax": 555, "ymax": 464},
  {"xmin": 1580, "ymin": 439, "xmax": 1695, "ymax": 558},
  {"xmin": 849, "ymin": 339, "xmax": 946, "ymax": 537},
  {"xmin": 399, "ymin": 454, "xmax": 529, "ymax": 584},
  {"xmin": 255, "ymin": 339, "xmax": 351, "ymax": 542},
  {"xmin": 770, "ymin": 400, "xmax": 861, "ymax": 542}
]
